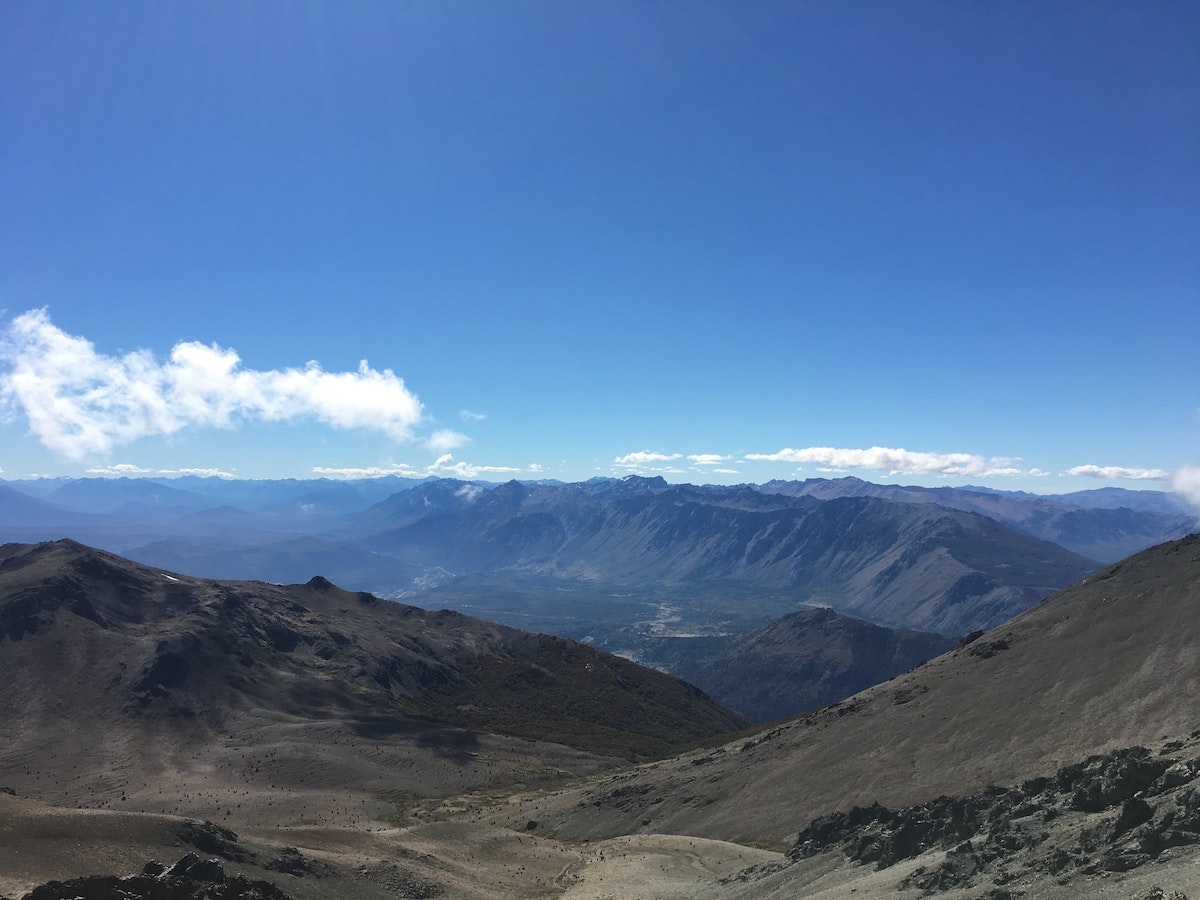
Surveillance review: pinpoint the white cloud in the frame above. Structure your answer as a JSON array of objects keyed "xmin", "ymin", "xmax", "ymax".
[
  {"xmin": 712, "ymin": 468, "xmax": 740, "ymax": 475},
  {"xmin": 85, "ymin": 463, "xmax": 152, "ymax": 476},
  {"xmin": 455, "ymin": 484, "xmax": 484, "ymax": 503},
  {"xmin": 460, "ymin": 409, "xmax": 487, "ymax": 421},
  {"xmin": 85, "ymin": 463, "xmax": 236, "ymax": 478},
  {"xmin": 312, "ymin": 464, "xmax": 424, "ymax": 479},
  {"xmin": 744, "ymin": 445, "xmax": 1034, "ymax": 477},
  {"xmin": 1170, "ymin": 466, "xmax": 1200, "ymax": 510},
  {"xmin": 426, "ymin": 454, "xmax": 541, "ymax": 480},
  {"xmin": 0, "ymin": 309, "xmax": 424, "ymax": 460},
  {"xmin": 687, "ymin": 453, "xmax": 729, "ymax": 466},
  {"xmin": 315, "ymin": 457, "xmax": 543, "ymax": 481},
  {"xmin": 426, "ymin": 429, "xmax": 469, "ymax": 453},
  {"xmin": 614, "ymin": 451, "xmax": 683, "ymax": 468},
  {"xmin": 1066, "ymin": 464, "xmax": 1169, "ymax": 481}
]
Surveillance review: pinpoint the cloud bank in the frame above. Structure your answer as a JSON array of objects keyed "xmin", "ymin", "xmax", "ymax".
[
  {"xmin": 614, "ymin": 451, "xmax": 682, "ymax": 468},
  {"xmin": 427, "ymin": 454, "xmax": 543, "ymax": 480},
  {"xmin": 313, "ymin": 456, "xmax": 544, "ymax": 481},
  {"xmin": 1066, "ymin": 464, "xmax": 1169, "ymax": 481},
  {"xmin": 744, "ymin": 445, "xmax": 1037, "ymax": 478},
  {"xmin": 0, "ymin": 309, "xmax": 424, "ymax": 460},
  {"xmin": 85, "ymin": 463, "xmax": 236, "ymax": 479}
]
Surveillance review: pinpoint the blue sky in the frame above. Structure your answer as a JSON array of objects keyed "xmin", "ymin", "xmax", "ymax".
[{"xmin": 1, "ymin": 2, "xmax": 1197, "ymax": 494}]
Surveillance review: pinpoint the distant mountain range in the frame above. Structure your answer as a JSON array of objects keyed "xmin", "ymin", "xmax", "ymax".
[
  {"xmin": 759, "ymin": 476, "xmax": 1194, "ymax": 561},
  {"xmin": 1, "ymin": 472, "xmax": 1192, "ymax": 662},
  {"xmin": 329, "ymin": 476, "xmax": 1100, "ymax": 635}
]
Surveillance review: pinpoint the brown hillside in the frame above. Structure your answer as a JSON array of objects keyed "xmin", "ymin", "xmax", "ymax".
[
  {"xmin": 498, "ymin": 532, "xmax": 1200, "ymax": 846},
  {"xmin": 0, "ymin": 539, "xmax": 745, "ymax": 831}
]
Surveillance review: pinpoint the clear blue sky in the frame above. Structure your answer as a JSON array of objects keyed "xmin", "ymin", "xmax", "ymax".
[{"xmin": 1, "ymin": 1, "xmax": 1197, "ymax": 493}]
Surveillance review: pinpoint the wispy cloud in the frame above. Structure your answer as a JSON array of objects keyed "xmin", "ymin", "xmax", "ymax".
[
  {"xmin": 687, "ymin": 453, "xmax": 729, "ymax": 466},
  {"xmin": 1066, "ymin": 464, "xmax": 1169, "ymax": 481},
  {"xmin": 426, "ymin": 429, "xmax": 469, "ymax": 453},
  {"xmin": 614, "ymin": 451, "xmax": 683, "ymax": 469},
  {"xmin": 427, "ymin": 454, "xmax": 543, "ymax": 480},
  {"xmin": 312, "ymin": 464, "xmax": 424, "ymax": 479},
  {"xmin": 745, "ymin": 445, "xmax": 1038, "ymax": 477},
  {"xmin": 313, "ymin": 456, "xmax": 543, "ymax": 481},
  {"xmin": 1170, "ymin": 467, "xmax": 1200, "ymax": 510},
  {"xmin": 455, "ymin": 483, "xmax": 484, "ymax": 502},
  {"xmin": 85, "ymin": 463, "xmax": 236, "ymax": 478},
  {"xmin": 0, "ymin": 309, "xmax": 424, "ymax": 460},
  {"xmin": 460, "ymin": 409, "xmax": 487, "ymax": 421}
]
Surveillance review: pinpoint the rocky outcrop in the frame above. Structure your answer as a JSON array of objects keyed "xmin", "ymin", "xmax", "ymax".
[
  {"xmin": 176, "ymin": 820, "xmax": 254, "ymax": 863},
  {"xmin": 784, "ymin": 739, "xmax": 1200, "ymax": 894},
  {"xmin": 20, "ymin": 853, "xmax": 296, "ymax": 900}
]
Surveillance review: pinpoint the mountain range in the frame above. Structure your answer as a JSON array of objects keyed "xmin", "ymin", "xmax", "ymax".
[
  {"xmin": 760, "ymin": 476, "xmax": 1194, "ymax": 562},
  {"xmin": 3, "ymin": 472, "xmax": 1192, "ymax": 724},
  {"xmin": 5, "ymin": 474, "xmax": 1167, "ymax": 640}
]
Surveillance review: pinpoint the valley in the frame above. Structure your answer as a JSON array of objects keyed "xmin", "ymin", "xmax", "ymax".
[
  {"xmin": 0, "ymin": 476, "xmax": 1197, "ymax": 899},
  {"xmin": 4, "ymin": 472, "xmax": 1183, "ymax": 722}
]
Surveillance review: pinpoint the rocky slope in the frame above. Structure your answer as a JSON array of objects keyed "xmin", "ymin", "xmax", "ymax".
[
  {"xmin": 492, "ymin": 533, "xmax": 1200, "ymax": 848},
  {"xmin": 782, "ymin": 741, "xmax": 1200, "ymax": 893},
  {"xmin": 0, "ymin": 539, "xmax": 746, "ymax": 819}
]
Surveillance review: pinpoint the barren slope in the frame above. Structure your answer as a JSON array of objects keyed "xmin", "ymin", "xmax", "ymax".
[
  {"xmin": 492, "ymin": 533, "xmax": 1200, "ymax": 847},
  {"xmin": 0, "ymin": 539, "xmax": 745, "ymax": 827}
]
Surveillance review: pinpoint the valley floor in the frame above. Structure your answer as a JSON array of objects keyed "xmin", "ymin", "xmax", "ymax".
[{"xmin": 6, "ymin": 770, "xmax": 1200, "ymax": 900}]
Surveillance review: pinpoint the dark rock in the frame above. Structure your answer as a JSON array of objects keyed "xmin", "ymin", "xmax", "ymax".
[
  {"xmin": 1152, "ymin": 760, "xmax": 1200, "ymax": 795},
  {"xmin": 1062, "ymin": 748, "xmax": 1168, "ymax": 812},
  {"xmin": 177, "ymin": 820, "xmax": 253, "ymax": 863},
  {"xmin": 184, "ymin": 858, "xmax": 225, "ymax": 883},
  {"xmin": 792, "ymin": 743, "xmax": 1200, "ymax": 892},
  {"xmin": 1101, "ymin": 851, "xmax": 1151, "ymax": 872},
  {"xmin": 264, "ymin": 847, "xmax": 333, "ymax": 878},
  {"xmin": 19, "ymin": 857, "xmax": 300, "ymax": 900},
  {"xmin": 1111, "ymin": 799, "xmax": 1154, "ymax": 839},
  {"xmin": 967, "ymin": 639, "xmax": 1010, "ymax": 659},
  {"xmin": 166, "ymin": 853, "xmax": 201, "ymax": 878}
]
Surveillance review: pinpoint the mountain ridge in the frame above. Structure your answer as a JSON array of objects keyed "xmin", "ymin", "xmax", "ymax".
[
  {"xmin": 353, "ymin": 478, "xmax": 1099, "ymax": 635},
  {"xmin": 0, "ymin": 539, "xmax": 747, "ymax": 780},
  {"xmin": 2, "ymin": 474, "xmax": 1175, "ymax": 639},
  {"xmin": 759, "ymin": 476, "xmax": 1194, "ymax": 561}
]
